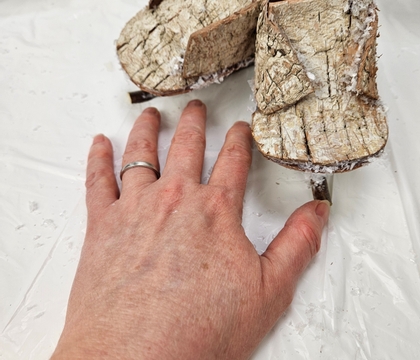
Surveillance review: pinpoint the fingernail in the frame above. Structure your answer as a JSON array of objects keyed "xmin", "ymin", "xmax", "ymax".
[
  {"xmin": 315, "ymin": 200, "xmax": 330, "ymax": 226},
  {"xmin": 93, "ymin": 134, "xmax": 105, "ymax": 145},
  {"xmin": 187, "ymin": 99, "xmax": 204, "ymax": 107},
  {"xmin": 143, "ymin": 107, "xmax": 159, "ymax": 115}
]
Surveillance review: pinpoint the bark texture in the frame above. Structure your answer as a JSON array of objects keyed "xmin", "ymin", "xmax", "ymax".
[
  {"xmin": 254, "ymin": 10, "xmax": 314, "ymax": 115},
  {"xmin": 183, "ymin": 2, "xmax": 261, "ymax": 78},
  {"xmin": 117, "ymin": 0, "xmax": 260, "ymax": 96},
  {"xmin": 252, "ymin": 0, "xmax": 388, "ymax": 173}
]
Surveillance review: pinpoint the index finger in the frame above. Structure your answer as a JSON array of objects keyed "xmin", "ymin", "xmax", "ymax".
[{"xmin": 208, "ymin": 121, "xmax": 253, "ymax": 208}]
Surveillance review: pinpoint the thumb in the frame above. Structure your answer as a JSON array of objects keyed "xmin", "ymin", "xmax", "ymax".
[{"xmin": 262, "ymin": 200, "xmax": 330, "ymax": 288}]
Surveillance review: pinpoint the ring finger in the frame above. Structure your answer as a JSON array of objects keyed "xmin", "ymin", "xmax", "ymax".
[{"xmin": 120, "ymin": 107, "xmax": 161, "ymax": 193}]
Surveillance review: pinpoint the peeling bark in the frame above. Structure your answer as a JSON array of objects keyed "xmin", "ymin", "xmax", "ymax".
[
  {"xmin": 355, "ymin": 13, "xmax": 379, "ymax": 99},
  {"xmin": 254, "ymin": 8, "xmax": 314, "ymax": 115},
  {"xmin": 252, "ymin": 0, "xmax": 388, "ymax": 173},
  {"xmin": 183, "ymin": 2, "xmax": 261, "ymax": 78},
  {"xmin": 117, "ymin": 0, "xmax": 260, "ymax": 96}
]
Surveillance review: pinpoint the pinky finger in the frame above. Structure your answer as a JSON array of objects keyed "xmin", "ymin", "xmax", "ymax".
[{"xmin": 85, "ymin": 134, "xmax": 119, "ymax": 212}]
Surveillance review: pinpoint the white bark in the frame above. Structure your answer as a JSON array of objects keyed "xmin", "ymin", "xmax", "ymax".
[
  {"xmin": 252, "ymin": 0, "xmax": 388, "ymax": 173},
  {"xmin": 254, "ymin": 9, "xmax": 314, "ymax": 115},
  {"xmin": 117, "ymin": 0, "xmax": 259, "ymax": 96},
  {"xmin": 183, "ymin": 2, "xmax": 261, "ymax": 79}
]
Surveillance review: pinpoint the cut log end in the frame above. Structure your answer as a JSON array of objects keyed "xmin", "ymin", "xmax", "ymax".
[
  {"xmin": 148, "ymin": 0, "xmax": 164, "ymax": 9},
  {"xmin": 129, "ymin": 91, "xmax": 156, "ymax": 104},
  {"xmin": 311, "ymin": 177, "xmax": 332, "ymax": 205}
]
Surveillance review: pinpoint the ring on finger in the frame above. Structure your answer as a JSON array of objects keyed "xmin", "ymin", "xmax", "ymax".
[{"xmin": 120, "ymin": 161, "xmax": 160, "ymax": 180}]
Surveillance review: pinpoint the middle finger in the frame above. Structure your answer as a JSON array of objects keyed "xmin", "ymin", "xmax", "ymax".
[{"xmin": 163, "ymin": 100, "xmax": 207, "ymax": 182}]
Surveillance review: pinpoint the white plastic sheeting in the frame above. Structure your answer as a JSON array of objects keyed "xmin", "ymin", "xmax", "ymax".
[{"xmin": 1, "ymin": 0, "xmax": 420, "ymax": 358}]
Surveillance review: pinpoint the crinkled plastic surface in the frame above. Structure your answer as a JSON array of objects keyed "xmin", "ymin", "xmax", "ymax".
[{"xmin": 1, "ymin": 0, "xmax": 420, "ymax": 359}]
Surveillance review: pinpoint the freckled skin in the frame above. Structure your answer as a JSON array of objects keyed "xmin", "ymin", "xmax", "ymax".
[{"xmin": 52, "ymin": 101, "xmax": 329, "ymax": 360}]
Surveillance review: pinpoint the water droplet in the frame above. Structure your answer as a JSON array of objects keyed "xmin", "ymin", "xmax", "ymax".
[
  {"xmin": 29, "ymin": 201, "xmax": 39, "ymax": 213},
  {"xmin": 351, "ymin": 288, "xmax": 361, "ymax": 296},
  {"xmin": 34, "ymin": 311, "xmax": 45, "ymax": 319},
  {"xmin": 42, "ymin": 219, "xmax": 57, "ymax": 229}
]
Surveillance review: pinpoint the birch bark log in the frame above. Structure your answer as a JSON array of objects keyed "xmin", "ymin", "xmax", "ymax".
[
  {"xmin": 117, "ymin": 0, "xmax": 388, "ymax": 174},
  {"xmin": 252, "ymin": 0, "xmax": 388, "ymax": 173},
  {"xmin": 117, "ymin": 0, "xmax": 261, "ymax": 95}
]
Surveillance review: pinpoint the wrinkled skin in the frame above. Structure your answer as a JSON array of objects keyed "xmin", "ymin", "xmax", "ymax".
[{"xmin": 52, "ymin": 100, "xmax": 329, "ymax": 360}]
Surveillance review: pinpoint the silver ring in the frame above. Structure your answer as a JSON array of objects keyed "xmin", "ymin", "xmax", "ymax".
[{"xmin": 120, "ymin": 161, "xmax": 160, "ymax": 180}]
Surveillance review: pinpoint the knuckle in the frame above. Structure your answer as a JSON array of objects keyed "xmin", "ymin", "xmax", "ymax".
[
  {"xmin": 89, "ymin": 144, "xmax": 110, "ymax": 162},
  {"xmin": 85, "ymin": 167, "xmax": 113, "ymax": 190},
  {"xmin": 171, "ymin": 128, "xmax": 206, "ymax": 148},
  {"xmin": 158, "ymin": 177, "xmax": 185, "ymax": 210},
  {"xmin": 124, "ymin": 138, "xmax": 156, "ymax": 156},
  {"xmin": 85, "ymin": 172, "xmax": 96, "ymax": 189},
  {"xmin": 213, "ymin": 187, "xmax": 232, "ymax": 205},
  {"xmin": 221, "ymin": 141, "xmax": 250, "ymax": 162},
  {"xmin": 207, "ymin": 187, "xmax": 234, "ymax": 214}
]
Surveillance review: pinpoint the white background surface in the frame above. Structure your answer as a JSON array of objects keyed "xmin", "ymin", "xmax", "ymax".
[{"xmin": 1, "ymin": 0, "xmax": 420, "ymax": 359}]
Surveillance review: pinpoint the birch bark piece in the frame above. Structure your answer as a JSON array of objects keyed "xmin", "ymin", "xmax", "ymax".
[
  {"xmin": 252, "ymin": 0, "xmax": 388, "ymax": 173},
  {"xmin": 183, "ymin": 2, "xmax": 261, "ymax": 78},
  {"xmin": 117, "ymin": 0, "xmax": 261, "ymax": 96},
  {"xmin": 254, "ymin": 10, "xmax": 314, "ymax": 115}
]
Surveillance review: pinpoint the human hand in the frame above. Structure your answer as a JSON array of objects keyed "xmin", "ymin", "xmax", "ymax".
[{"xmin": 52, "ymin": 100, "xmax": 329, "ymax": 360}]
